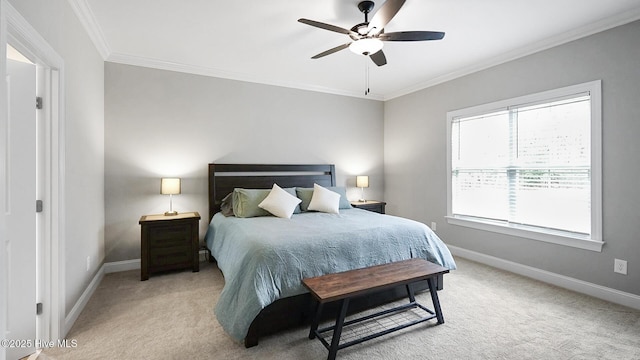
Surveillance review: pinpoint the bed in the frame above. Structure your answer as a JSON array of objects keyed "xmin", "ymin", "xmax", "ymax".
[{"xmin": 204, "ymin": 163, "xmax": 456, "ymax": 347}]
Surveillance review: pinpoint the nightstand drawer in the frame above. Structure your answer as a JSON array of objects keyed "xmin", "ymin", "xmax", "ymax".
[
  {"xmin": 147, "ymin": 224, "xmax": 192, "ymax": 248},
  {"xmin": 149, "ymin": 246, "xmax": 191, "ymax": 268}
]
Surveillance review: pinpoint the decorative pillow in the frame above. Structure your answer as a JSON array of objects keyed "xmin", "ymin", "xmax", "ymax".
[
  {"xmin": 258, "ymin": 184, "xmax": 302, "ymax": 219},
  {"xmin": 220, "ymin": 192, "xmax": 234, "ymax": 217},
  {"xmin": 296, "ymin": 186, "xmax": 352, "ymax": 211},
  {"xmin": 233, "ymin": 187, "xmax": 300, "ymax": 218},
  {"xmin": 307, "ymin": 183, "xmax": 340, "ymax": 214},
  {"xmin": 233, "ymin": 188, "xmax": 271, "ymax": 218}
]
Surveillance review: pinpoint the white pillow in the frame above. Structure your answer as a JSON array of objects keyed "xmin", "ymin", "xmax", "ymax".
[
  {"xmin": 258, "ymin": 184, "xmax": 302, "ymax": 219},
  {"xmin": 307, "ymin": 183, "xmax": 340, "ymax": 214}
]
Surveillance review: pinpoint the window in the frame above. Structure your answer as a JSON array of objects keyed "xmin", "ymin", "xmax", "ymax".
[{"xmin": 446, "ymin": 81, "xmax": 603, "ymax": 251}]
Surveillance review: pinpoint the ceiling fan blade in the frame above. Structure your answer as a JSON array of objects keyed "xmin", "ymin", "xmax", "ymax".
[
  {"xmin": 369, "ymin": 50, "xmax": 387, "ymax": 66},
  {"xmin": 379, "ymin": 31, "xmax": 445, "ymax": 41},
  {"xmin": 298, "ymin": 18, "xmax": 356, "ymax": 36},
  {"xmin": 311, "ymin": 43, "xmax": 352, "ymax": 59},
  {"xmin": 367, "ymin": 0, "xmax": 406, "ymax": 35}
]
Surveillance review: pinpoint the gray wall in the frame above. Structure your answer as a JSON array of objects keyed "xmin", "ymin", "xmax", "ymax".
[
  {"xmin": 385, "ymin": 20, "xmax": 640, "ymax": 295},
  {"xmin": 104, "ymin": 63, "xmax": 384, "ymax": 262},
  {"xmin": 7, "ymin": 0, "xmax": 105, "ymax": 314}
]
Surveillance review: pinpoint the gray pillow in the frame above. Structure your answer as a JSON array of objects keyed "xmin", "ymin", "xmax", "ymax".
[
  {"xmin": 296, "ymin": 186, "xmax": 352, "ymax": 212},
  {"xmin": 232, "ymin": 187, "xmax": 301, "ymax": 218},
  {"xmin": 220, "ymin": 192, "xmax": 234, "ymax": 217}
]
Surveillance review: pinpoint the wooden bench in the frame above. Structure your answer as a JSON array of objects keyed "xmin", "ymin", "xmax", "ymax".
[{"xmin": 302, "ymin": 258, "xmax": 450, "ymax": 360}]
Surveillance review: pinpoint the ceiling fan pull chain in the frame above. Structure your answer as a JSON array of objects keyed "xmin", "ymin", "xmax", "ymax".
[
  {"xmin": 367, "ymin": 61, "xmax": 370, "ymax": 95},
  {"xmin": 364, "ymin": 57, "xmax": 370, "ymax": 95}
]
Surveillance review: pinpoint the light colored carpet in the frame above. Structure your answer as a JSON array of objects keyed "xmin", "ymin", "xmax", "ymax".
[{"xmin": 40, "ymin": 257, "xmax": 640, "ymax": 360}]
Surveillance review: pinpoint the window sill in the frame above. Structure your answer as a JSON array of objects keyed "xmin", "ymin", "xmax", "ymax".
[{"xmin": 445, "ymin": 215, "xmax": 604, "ymax": 252}]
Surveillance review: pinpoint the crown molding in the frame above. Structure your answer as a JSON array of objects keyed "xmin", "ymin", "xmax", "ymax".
[
  {"xmin": 107, "ymin": 52, "xmax": 385, "ymax": 101},
  {"xmin": 6, "ymin": 1, "xmax": 64, "ymax": 66},
  {"xmin": 384, "ymin": 8, "xmax": 640, "ymax": 100},
  {"xmin": 67, "ymin": 0, "xmax": 110, "ymax": 60}
]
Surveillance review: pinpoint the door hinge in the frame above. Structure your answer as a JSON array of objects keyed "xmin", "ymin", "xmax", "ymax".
[
  {"xmin": 36, "ymin": 199, "xmax": 43, "ymax": 213},
  {"xmin": 36, "ymin": 96, "xmax": 43, "ymax": 109},
  {"xmin": 36, "ymin": 302, "xmax": 43, "ymax": 315}
]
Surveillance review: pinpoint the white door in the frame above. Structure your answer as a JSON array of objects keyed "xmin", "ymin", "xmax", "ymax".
[{"xmin": 5, "ymin": 58, "xmax": 37, "ymax": 360}]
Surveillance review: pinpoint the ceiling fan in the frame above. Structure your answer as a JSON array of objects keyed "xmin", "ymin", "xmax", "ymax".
[{"xmin": 298, "ymin": 0, "xmax": 445, "ymax": 66}]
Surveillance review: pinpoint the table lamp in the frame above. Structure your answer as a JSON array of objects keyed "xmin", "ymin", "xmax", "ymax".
[
  {"xmin": 161, "ymin": 178, "xmax": 181, "ymax": 216},
  {"xmin": 356, "ymin": 175, "xmax": 369, "ymax": 202}
]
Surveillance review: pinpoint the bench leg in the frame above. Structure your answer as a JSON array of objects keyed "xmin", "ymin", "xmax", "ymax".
[
  {"xmin": 427, "ymin": 277, "xmax": 445, "ymax": 324},
  {"xmin": 309, "ymin": 301, "xmax": 324, "ymax": 340},
  {"xmin": 328, "ymin": 298, "xmax": 350, "ymax": 360},
  {"xmin": 406, "ymin": 283, "xmax": 416, "ymax": 303}
]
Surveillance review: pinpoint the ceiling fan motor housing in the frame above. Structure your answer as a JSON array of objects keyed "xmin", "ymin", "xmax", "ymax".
[
  {"xmin": 353, "ymin": 1, "xmax": 376, "ymax": 38},
  {"xmin": 350, "ymin": 23, "xmax": 370, "ymax": 38}
]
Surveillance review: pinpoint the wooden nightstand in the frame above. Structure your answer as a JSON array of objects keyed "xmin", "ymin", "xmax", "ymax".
[
  {"xmin": 350, "ymin": 200, "xmax": 386, "ymax": 214},
  {"xmin": 139, "ymin": 211, "xmax": 201, "ymax": 281}
]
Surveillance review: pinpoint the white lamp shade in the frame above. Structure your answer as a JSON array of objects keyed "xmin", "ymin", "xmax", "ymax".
[
  {"xmin": 161, "ymin": 178, "xmax": 181, "ymax": 195},
  {"xmin": 356, "ymin": 176, "xmax": 369, "ymax": 188},
  {"xmin": 349, "ymin": 38, "xmax": 384, "ymax": 55}
]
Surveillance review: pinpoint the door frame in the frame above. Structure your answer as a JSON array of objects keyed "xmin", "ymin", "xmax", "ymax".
[{"xmin": 1, "ymin": 0, "xmax": 66, "ymax": 352}]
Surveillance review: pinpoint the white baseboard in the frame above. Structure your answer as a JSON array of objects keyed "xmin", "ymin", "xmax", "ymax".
[
  {"xmin": 448, "ymin": 245, "xmax": 640, "ymax": 311},
  {"xmin": 103, "ymin": 250, "xmax": 209, "ymax": 274},
  {"xmin": 104, "ymin": 259, "xmax": 140, "ymax": 273},
  {"xmin": 64, "ymin": 264, "xmax": 105, "ymax": 335}
]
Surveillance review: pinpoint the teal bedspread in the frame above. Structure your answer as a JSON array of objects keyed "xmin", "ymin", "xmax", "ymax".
[{"xmin": 204, "ymin": 208, "xmax": 456, "ymax": 341}]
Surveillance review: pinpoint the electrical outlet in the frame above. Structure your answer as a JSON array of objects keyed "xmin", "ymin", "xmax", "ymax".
[
  {"xmin": 431, "ymin": 222, "xmax": 437, "ymax": 231},
  {"xmin": 86, "ymin": 256, "xmax": 91, "ymax": 272},
  {"xmin": 614, "ymin": 258, "xmax": 627, "ymax": 275}
]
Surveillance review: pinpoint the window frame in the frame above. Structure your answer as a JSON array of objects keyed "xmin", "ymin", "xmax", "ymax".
[{"xmin": 446, "ymin": 80, "xmax": 603, "ymax": 252}]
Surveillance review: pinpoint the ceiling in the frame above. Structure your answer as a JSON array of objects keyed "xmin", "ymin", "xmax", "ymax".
[{"xmin": 73, "ymin": 0, "xmax": 640, "ymax": 100}]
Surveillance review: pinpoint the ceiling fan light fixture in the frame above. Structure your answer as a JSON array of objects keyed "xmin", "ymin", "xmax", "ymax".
[{"xmin": 349, "ymin": 38, "xmax": 384, "ymax": 55}]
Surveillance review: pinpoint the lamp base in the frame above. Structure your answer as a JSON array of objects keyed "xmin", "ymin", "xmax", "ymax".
[
  {"xmin": 359, "ymin": 186, "xmax": 366, "ymax": 203},
  {"xmin": 164, "ymin": 211, "xmax": 178, "ymax": 216}
]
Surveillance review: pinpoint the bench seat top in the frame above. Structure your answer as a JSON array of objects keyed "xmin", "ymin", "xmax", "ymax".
[{"xmin": 302, "ymin": 258, "xmax": 449, "ymax": 303}]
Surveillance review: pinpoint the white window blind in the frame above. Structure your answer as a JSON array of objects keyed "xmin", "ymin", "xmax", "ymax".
[{"xmin": 447, "ymin": 81, "xmax": 602, "ymax": 250}]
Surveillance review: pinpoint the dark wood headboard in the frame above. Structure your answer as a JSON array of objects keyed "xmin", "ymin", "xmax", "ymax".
[{"xmin": 208, "ymin": 164, "xmax": 336, "ymax": 221}]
